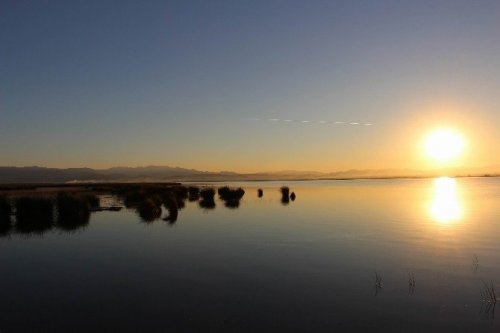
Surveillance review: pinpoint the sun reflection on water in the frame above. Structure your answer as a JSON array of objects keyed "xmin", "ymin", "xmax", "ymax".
[{"xmin": 429, "ymin": 177, "xmax": 463, "ymax": 224}]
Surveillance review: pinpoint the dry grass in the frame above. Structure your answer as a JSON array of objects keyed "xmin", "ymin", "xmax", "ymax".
[
  {"xmin": 374, "ymin": 272, "xmax": 383, "ymax": 296},
  {"xmin": 15, "ymin": 196, "xmax": 54, "ymax": 234},
  {"xmin": 481, "ymin": 280, "xmax": 498, "ymax": 304}
]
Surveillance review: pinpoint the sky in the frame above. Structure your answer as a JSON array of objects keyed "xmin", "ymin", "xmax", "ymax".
[{"xmin": 1, "ymin": 0, "xmax": 500, "ymax": 173}]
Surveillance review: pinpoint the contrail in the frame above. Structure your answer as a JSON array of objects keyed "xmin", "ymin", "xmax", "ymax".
[{"xmin": 243, "ymin": 117, "xmax": 373, "ymax": 126}]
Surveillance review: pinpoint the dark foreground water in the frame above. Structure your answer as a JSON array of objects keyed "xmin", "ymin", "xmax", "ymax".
[{"xmin": 2, "ymin": 178, "xmax": 500, "ymax": 332}]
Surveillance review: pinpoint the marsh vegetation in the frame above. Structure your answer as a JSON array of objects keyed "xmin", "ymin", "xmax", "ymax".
[
  {"xmin": 0, "ymin": 196, "xmax": 12, "ymax": 234},
  {"xmin": 199, "ymin": 187, "xmax": 216, "ymax": 209},
  {"xmin": 0, "ymin": 183, "xmax": 296, "ymax": 231},
  {"xmin": 218, "ymin": 186, "xmax": 245, "ymax": 208}
]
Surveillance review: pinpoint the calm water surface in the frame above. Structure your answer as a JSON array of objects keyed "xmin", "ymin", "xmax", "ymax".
[{"xmin": 1, "ymin": 178, "xmax": 500, "ymax": 332}]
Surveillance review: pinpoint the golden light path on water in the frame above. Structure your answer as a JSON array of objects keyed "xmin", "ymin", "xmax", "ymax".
[{"xmin": 429, "ymin": 177, "xmax": 463, "ymax": 224}]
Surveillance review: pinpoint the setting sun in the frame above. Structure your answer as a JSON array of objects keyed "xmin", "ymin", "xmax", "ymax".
[{"xmin": 424, "ymin": 129, "xmax": 465, "ymax": 163}]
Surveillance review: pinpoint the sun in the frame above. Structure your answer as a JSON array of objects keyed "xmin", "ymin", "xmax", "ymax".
[{"xmin": 424, "ymin": 128, "xmax": 465, "ymax": 163}]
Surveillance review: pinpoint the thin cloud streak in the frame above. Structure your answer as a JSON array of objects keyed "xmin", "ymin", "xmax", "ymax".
[{"xmin": 242, "ymin": 117, "xmax": 374, "ymax": 126}]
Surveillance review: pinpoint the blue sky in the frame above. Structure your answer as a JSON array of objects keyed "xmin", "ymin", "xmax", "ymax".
[{"xmin": 1, "ymin": 0, "xmax": 500, "ymax": 171}]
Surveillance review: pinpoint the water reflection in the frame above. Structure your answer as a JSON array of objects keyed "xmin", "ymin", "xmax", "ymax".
[
  {"xmin": 429, "ymin": 177, "xmax": 463, "ymax": 224},
  {"xmin": 3, "ymin": 179, "xmax": 500, "ymax": 332}
]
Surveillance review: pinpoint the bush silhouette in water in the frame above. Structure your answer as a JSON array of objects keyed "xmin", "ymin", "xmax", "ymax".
[
  {"xmin": 123, "ymin": 191, "xmax": 146, "ymax": 208},
  {"xmin": 224, "ymin": 199, "xmax": 241, "ymax": 209},
  {"xmin": 258, "ymin": 189, "xmax": 263, "ymax": 198},
  {"xmin": 120, "ymin": 186, "xmax": 185, "ymax": 222},
  {"xmin": 173, "ymin": 186, "xmax": 188, "ymax": 199},
  {"xmin": 172, "ymin": 186, "xmax": 188, "ymax": 210},
  {"xmin": 188, "ymin": 186, "xmax": 200, "ymax": 201},
  {"xmin": 0, "ymin": 196, "xmax": 12, "ymax": 235},
  {"xmin": 218, "ymin": 187, "xmax": 244, "ymax": 200},
  {"xmin": 82, "ymin": 194, "xmax": 100, "ymax": 209},
  {"xmin": 56, "ymin": 193, "xmax": 92, "ymax": 231},
  {"xmin": 162, "ymin": 193, "xmax": 178, "ymax": 223},
  {"xmin": 281, "ymin": 186, "xmax": 290, "ymax": 205},
  {"xmin": 199, "ymin": 188, "xmax": 216, "ymax": 209},
  {"xmin": 199, "ymin": 199, "xmax": 216, "ymax": 209},
  {"xmin": 15, "ymin": 196, "xmax": 54, "ymax": 234},
  {"xmin": 218, "ymin": 186, "xmax": 245, "ymax": 209},
  {"xmin": 137, "ymin": 198, "xmax": 162, "ymax": 222},
  {"xmin": 200, "ymin": 188, "xmax": 216, "ymax": 201}
]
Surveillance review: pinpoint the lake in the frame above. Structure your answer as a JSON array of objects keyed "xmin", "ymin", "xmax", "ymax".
[{"xmin": 1, "ymin": 178, "xmax": 500, "ymax": 332}]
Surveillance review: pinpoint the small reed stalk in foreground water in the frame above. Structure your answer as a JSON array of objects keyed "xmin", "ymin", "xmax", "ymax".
[
  {"xmin": 480, "ymin": 280, "xmax": 498, "ymax": 317},
  {"xmin": 373, "ymin": 272, "xmax": 383, "ymax": 296},
  {"xmin": 481, "ymin": 280, "xmax": 498, "ymax": 304},
  {"xmin": 408, "ymin": 273, "xmax": 416, "ymax": 288},
  {"xmin": 374, "ymin": 272, "xmax": 382, "ymax": 289},
  {"xmin": 408, "ymin": 272, "xmax": 416, "ymax": 294},
  {"xmin": 473, "ymin": 253, "xmax": 480, "ymax": 272}
]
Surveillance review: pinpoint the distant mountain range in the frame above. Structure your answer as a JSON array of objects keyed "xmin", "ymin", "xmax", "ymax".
[{"xmin": 0, "ymin": 165, "xmax": 498, "ymax": 183}]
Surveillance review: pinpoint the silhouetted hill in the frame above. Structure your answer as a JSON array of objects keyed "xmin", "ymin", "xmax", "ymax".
[
  {"xmin": 0, "ymin": 165, "xmax": 499, "ymax": 183},
  {"xmin": 0, "ymin": 167, "xmax": 100, "ymax": 183}
]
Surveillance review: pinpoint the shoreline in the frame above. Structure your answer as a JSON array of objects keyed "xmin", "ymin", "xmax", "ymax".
[{"xmin": 0, "ymin": 174, "xmax": 498, "ymax": 191}]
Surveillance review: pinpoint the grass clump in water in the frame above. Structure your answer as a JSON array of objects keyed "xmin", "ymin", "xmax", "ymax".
[
  {"xmin": 162, "ymin": 193, "xmax": 179, "ymax": 223},
  {"xmin": 0, "ymin": 196, "xmax": 12, "ymax": 235},
  {"xmin": 137, "ymin": 198, "xmax": 162, "ymax": 222},
  {"xmin": 281, "ymin": 186, "xmax": 290, "ymax": 205},
  {"xmin": 14, "ymin": 196, "xmax": 54, "ymax": 234},
  {"xmin": 188, "ymin": 186, "xmax": 200, "ymax": 201},
  {"xmin": 56, "ymin": 193, "xmax": 92, "ymax": 231},
  {"xmin": 199, "ymin": 188, "xmax": 216, "ymax": 209},
  {"xmin": 218, "ymin": 186, "xmax": 245, "ymax": 209}
]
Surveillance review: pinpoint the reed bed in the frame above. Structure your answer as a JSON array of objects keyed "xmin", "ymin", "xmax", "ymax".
[
  {"xmin": 55, "ymin": 193, "xmax": 94, "ymax": 231},
  {"xmin": 162, "ymin": 193, "xmax": 179, "ymax": 222},
  {"xmin": 218, "ymin": 187, "xmax": 245, "ymax": 209},
  {"xmin": 137, "ymin": 198, "xmax": 162, "ymax": 222},
  {"xmin": 199, "ymin": 188, "xmax": 216, "ymax": 209},
  {"xmin": 188, "ymin": 186, "xmax": 200, "ymax": 201},
  {"xmin": 15, "ymin": 196, "xmax": 54, "ymax": 234},
  {"xmin": 0, "ymin": 196, "xmax": 12, "ymax": 235},
  {"xmin": 0, "ymin": 196, "xmax": 11, "ymax": 222}
]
